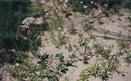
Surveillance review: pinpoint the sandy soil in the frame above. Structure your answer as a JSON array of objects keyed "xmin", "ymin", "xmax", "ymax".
[
  {"xmin": 0, "ymin": 0, "xmax": 131, "ymax": 81},
  {"xmin": 39, "ymin": 1, "xmax": 131, "ymax": 81}
]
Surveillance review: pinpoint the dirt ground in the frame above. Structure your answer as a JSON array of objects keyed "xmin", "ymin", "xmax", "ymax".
[{"xmin": 0, "ymin": 0, "xmax": 131, "ymax": 81}]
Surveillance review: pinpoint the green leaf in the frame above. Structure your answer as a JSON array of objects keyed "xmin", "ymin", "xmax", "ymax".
[
  {"xmin": 41, "ymin": 53, "xmax": 49, "ymax": 61},
  {"xmin": 80, "ymin": 42, "xmax": 86, "ymax": 47},
  {"xmin": 68, "ymin": 44, "xmax": 73, "ymax": 52},
  {"xmin": 55, "ymin": 53, "xmax": 64, "ymax": 60},
  {"xmin": 41, "ymin": 62, "xmax": 47, "ymax": 69},
  {"xmin": 57, "ymin": 63, "xmax": 66, "ymax": 71},
  {"xmin": 32, "ymin": 53, "xmax": 39, "ymax": 58},
  {"xmin": 48, "ymin": 77, "xmax": 54, "ymax": 81},
  {"xmin": 63, "ymin": 60, "xmax": 72, "ymax": 66},
  {"xmin": 47, "ymin": 72, "xmax": 58, "ymax": 81}
]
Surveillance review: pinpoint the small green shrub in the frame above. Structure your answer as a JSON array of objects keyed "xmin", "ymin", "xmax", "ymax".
[
  {"xmin": 66, "ymin": 0, "xmax": 130, "ymax": 13},
  {"xmin": 39, "ymin": 53, "xmax": 73, "ymax": 81},
  {"xmin": 117, "ymin": 39, "xmax": 127, "ymax": 48},
  {"xmin": 50, "ymin": 17, "xmax": 62, "ymax": 30},
  {"xmin": 93, "ymin": 43, "xmax": 111, "ymax": 60},
  {"xmin": 8, "ymin": 53, "xmax": 73, "ymax": 81},
  {"xmin": 9, "ymin": 58, "xmax": 38, "ymax": 81},
  {"xmin": 1, "ymin": 50, "xmax": 28, "ymax": 64},
  {"xmin": 0, "ymin": 1, "xmax": 48, "ymax": 51},
  {"xmin": 124, "ymin": 50, "xmax": 131, "ymax": 63},
  {"xmin": 69, "ymin": 21, "xmax": 76, "ymax": 34},
  {"xmin": 78, "ymin": 61, "xmax": 119, "ymax": 81}
]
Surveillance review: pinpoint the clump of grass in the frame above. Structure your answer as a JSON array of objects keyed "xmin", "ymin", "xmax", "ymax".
[
  {"xmin": 84, "ymin": 24, "xmax": 92, "ymax": 31},
  {"xmin": 93, "ymin": 43, "xmax": 111, "ymax": 60},
  {"xmin": 49, "ymin": 15, "xmax": 65, "ymax": 46},
  {"xmin": 64, "ymin": 76, "xmax": 70, "ymax": 81},
  {"xmin": 78, "ymin": 61, "xmax": 119, "ymax": 81},
  {"xmin": 26, "ymin": 2, "xmax": 47, "ymax": 17},
  {"xmin": 117, "ymin": 39, "xmax": 127, "ymax": 48},
  {"xmin": 1, "ymin": 50, "xmax": 27, "ymax": 64},
  {"xmin": 69, "ymin": 21, "xmax": 76, "ymax": 34},
  {"xmin": 124, "ymin": 50, "xmax": 131, "ymax": 63},
  {"xmin": 50, "ymin": 17, "xmax": 62, "ymax": 30},
  {"xmin": 82, "ymin": 17, "xmax": 92, "ymax": 32},
  {"xmin": 50, "ymin": 27, "xmax": 65, "ymax": 46},
  {"xmin": 8, "ymin": 58, "xmax": 39, "ymax": 81}
]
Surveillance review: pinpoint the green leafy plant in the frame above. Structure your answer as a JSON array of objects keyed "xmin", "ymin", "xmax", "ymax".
[
  {"xmin": 64, "ymin": 76, "xmax": 70, "ymax": 81},
  {"xmin": 55, "ymin": 53, "xmax": 73, "ymax": 72},
  {"xmin": 67, "ymin": 0, "xmax": 94, "ymax": 14},
  {"xmin": 117, "ymin": 39, "xmax": 127, "ymax": 48},
  {"xmin": 69, "ymin": 21, "xmax": 76, "ymax": 34},
  {"xmin": 1, "ymin": 50, "xmax": 27, "ymax": 64},
  {"xmin": 38, "ymin": 53, "xmax": 73, "ymax": 81},
  {"xmin": 124, "ymin": 50, "xmax": 131, "ymax": 63},
  {"xmin": 26, "ymin": 2, "xmax": 47, "ymax": 17},
  {"xmin": 57, "ymin": 60, "xmax": 72, "ymax": 72},
  {"xmin": 93, "ymin": 43, "xmax": 111, "ymax": 60},
  {"xmin": 50, "ymin": 17, "xmax": 62, "ymax": 30},
  {"xmin": 84, "ymin": 24, "xmax": 92, "ymax": 31},
  {"xmin": 78, "ymin": 61, "xmax": 119, "ymax": 81},
  {"xmin": 82, "ymin": 17, "xmax": 93, "ymax": 32},
  {"xmin": 68, "ymin": 44, "xmax": 73, "ymax": 52},
  {"xmin": 0, "ymin": 1, "xmax": 47, "ymax": 51},
  {"xmin": 55, "ymin": 53, "xmax": 64, "ymax": 61},
  {"xmin": 78, "ymin": 68, "xmax": 89, "ymax": 81},
  {"xmin": 67, "ymin": 38, "xmax": 92, "ymax": 64},
  {"xmin": 103, "ymin": 29, "xmax": 110, "ymax": 39},
  {"xmin": 9, "ymin": 58, "xmax": 39, "ymax": 81},
  {"xmin": 50, "ymin": 31, "xmax": 64, "ymax": 46}
]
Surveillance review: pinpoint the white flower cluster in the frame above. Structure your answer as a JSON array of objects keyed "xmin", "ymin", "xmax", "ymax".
[
  {"xmin": 16, "ymin": 63, "xmax": 20, "ymax": 67},
  {"xmin": 58, "ymin": 27, "xmax": 61, "ymax": 30},
  {"xmin": 19, "ymin": 16, "xmax": 35, "ymax": 29},
  {"xmin": 57, "ymin": 27, "xmax": 66, "ymax": 36},
  {"xmin": 54, "ymin": 27, "xmax": 66, "ymax": 41},
  {"xmin": 65, "ymin": 0, "xmax": 69, "ymax": 3},
  {"xmin": 60, "ymin": 0, "xmax": 69, "ymax": 3},
  {"xmin": 42, "ymin": 0, "xmax": 46, "ymax": 4},
  {"xmin": 91, "ymin": 1, "xmax": 93, "ymax": 4},
  {"xmin": 18, "ymin": 17, "xmax": 35, "ymax": 40},
  {"xmin": 83, "ymin": 5, "xmax": 87, "ymax": 8},
  {"xmin": 19, "ymin": 17, "xmax": 35, "ymax": 30},
  {"xmin": 22, "ymin": 17, "xmax": 35, "ymax": 25},
  {"xmin": 80, "ymin": 1, "xmax": 93, "ymax": 4},
  {"xmin": 19, "ymin": 25, "xmax": 29, "ymax": 29},
  {"xmin": 45, "ymin": 12, "xmax": 48, "ymax": 17},
  {"xmin": 35, "ymin": 71, "xmax": 41, "ymax": 75},
  {"xmin": 79, "ymin": 1, "xmax": 94, "ymax": 9}
]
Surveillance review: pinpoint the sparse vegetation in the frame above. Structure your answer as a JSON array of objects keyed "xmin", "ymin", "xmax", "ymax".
[
  {"xmin": 124, "ymin": 50, "xmax": 131, "ymax": 63},
  {"xmin": 69, "ymin": 21, "xmax": 76, "ymax": 34},
  {"xmin": 93, "ymin": 43, "xmax": 112, "ymax": 60},
  {"xmin": 78, "ymin": 61, "xmax": 119, "ymax": 81},
  {"xmin": 0, "ymin": 0, "xmax": 130, "ymax": 81},
  {"xmin": 117, "ymin": 39, "xmax": 127, "ymax": 48}
]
